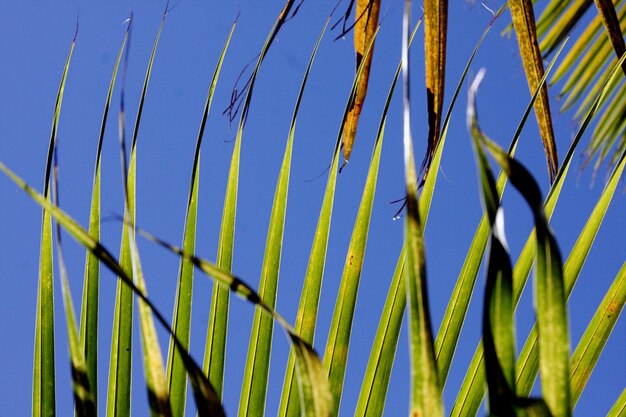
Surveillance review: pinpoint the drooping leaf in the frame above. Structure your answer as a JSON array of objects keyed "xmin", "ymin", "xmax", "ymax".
[
  {"xmin": 341, "ymin": 0, "xmax": 381, "ymax": 167},
  {"xmin": 515, "ymin": 145, "xmax": 626, "ymax": 398},
  {"xmin": 477, "ymin": 120, "xmax": 572, "ymax": 417},
  {"xmin": 0, "ymin": 162, "xmax": 226, "ymax": 417},
  {"xmin": 468, "ymin": 69, "xmax": 517, "ymax": 416},
  {"xmin": 128, "ymin": 226, "xmax": 333, "ymax": 417},
  {"xmin": 450, "ymin": 38, "xmax": 626, "ymax": 417},
  {"xmin": 509, "ymin": 0, "xmax": 559, "ymax": 182}
]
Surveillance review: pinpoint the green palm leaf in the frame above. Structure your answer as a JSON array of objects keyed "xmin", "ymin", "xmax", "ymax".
[
  {"xmin": 570, "ymin": 262, "xmax": 625, "ymax": 406},
  {"xmin": 107, "ymin": 10, "xmax": 167, "ymax": 417},
  {"xmin": 79, "ymin": 23, "xmax": 130, "ymax": 415},
  {"xmin": 401, "ymin": 2, "xmax": 443, "ymax": 416},
  {"xmin": 165, "ymin": 19, "xmax": 235, "ymax": 417},
  {"xmin": 33, "ymin": 25, "xmax": 77, "ymax": 417},
  {"xmin": 0, "ymin": 162, "xmax": 226, "ymax": 417}
]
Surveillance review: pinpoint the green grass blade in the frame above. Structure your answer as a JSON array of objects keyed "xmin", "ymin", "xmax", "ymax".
[
  {"xmin": 0, "ymin": 162, "xmax": 226, "ymax": 417},
  {"xmin": 570, "ymin": 262, "xmax": 625, "ymax": 406},
  {"xmin": 515, "ymin": 146, "xmax": 626, "ymax": 397},
  {"xmin": 107, "ymin": 11, "xmax": 166, "ymax": 417},
  {"xmin": 401, "ymin": 3, "xmax": 443, "ymax": 416},
  {"xmin": 33, "ymin": 27, "xmax": 76, "ymax": 417},
  {"xmin": 238, "ymin": 15, "xmax": 322, "ymax": 417},
  {"xmin": 79, "ymin": 24, "xmax": 129, "ymax": 415},
  {"xmin": 607, "ymin": 388, "xmax": 626, "ymax": 417},
  {"xmin": 163, "ymin": 20, "xmax": 235, "ymax": 417}
]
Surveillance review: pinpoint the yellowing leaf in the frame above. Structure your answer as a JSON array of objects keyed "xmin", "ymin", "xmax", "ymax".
[
  {"xmin": 509, "ymin": 0, "xmax": 559, "ymax": 182},
  {"xmin": 342, "ymin": 0, "xmax": 381, "ymax": 167},
  {"xmin": 422, "ymin": 0, "xmax": 448, "ymax": 181}
]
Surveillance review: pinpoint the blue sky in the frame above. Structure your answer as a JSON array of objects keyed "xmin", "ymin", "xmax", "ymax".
[{"xmin": 0, "ymin": 1, "xmax": 624, "ymax": 416}]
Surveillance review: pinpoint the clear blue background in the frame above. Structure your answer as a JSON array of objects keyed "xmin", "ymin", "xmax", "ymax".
[{"xmin": 0, "ymin": 1, "xmax": 623, "ymax": 416}]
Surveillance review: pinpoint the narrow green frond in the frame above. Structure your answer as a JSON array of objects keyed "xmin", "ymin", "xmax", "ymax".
[
  {"xmin": 270, "ymin": 16, "xmax": 328, "ymax": 417},
  {"xmin": 108, "ymin": 11, "xmax": 167, "ymax": 417},
  {"xmin": 165, "ymin": 20, "xmax": 235, "ymax": 417},
  {"xmin": 607, "ymin": 388, "xmax": 626, "ymax": 417},
  {"xmin": 34, "ymin": 27, "xmax": 77, "ymax": 417},
  {"xmin": 193, "ymin": 19, "xmax": 237, "ymax": 405},
  {"xmin": 516, "ymin": 145, "xmax": 626, "ymax": 397},
  {"xmin": 79, "ymin": 25, "xmax": 129, "ymax": 415},
  {"xmin": 451, "ymin": 44, "xmax": 626, "ymax": 417},
  {"xmin": 56, "ymin": 233, "xmax": 96, "ymax": 417},
  {"xmin": 320, "ymin": 20, "xmax": 382, "ymax": 417},
  {"xmin": 570, "ymin": 262, "xmax": 625, "ymax": 406},
  {"xmin": 0, "ymin": 161, "xmax": 226, "ymax": 417},
  {"xmin": 539, "ymin": 0, "xmax": 593, "ymax": 55},
  {"xmin": 477, "ymin": 123, "xmax": 572, "ymax": 417},
  {"xmin": 401, "ymin": 3, "xmax": 443, "ymax": 416}
]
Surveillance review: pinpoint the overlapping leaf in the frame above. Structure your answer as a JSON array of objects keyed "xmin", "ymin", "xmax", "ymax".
[
  {"xmin": 401, "ymin": 2, "xmax": 443, "ymax": 416},
  {"xmin": 0, "ymin": 162, "xmax": 226, "ymax": 417},
  {"xmin": 107, "ymin": 9, "xmax": 167, "ymax": 417}
]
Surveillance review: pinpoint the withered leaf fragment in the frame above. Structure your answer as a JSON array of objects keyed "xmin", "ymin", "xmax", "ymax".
[
  {"xmin": 422, "ymin": 0, "xmax": 448, "ymax": 183},
  {"xmin": 509, "ymin": 0, "xmax": 559, "ymax": 182},
  {"xmin": 342, "ymin": 0, "xmax": 381, "ymax": 169}
]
